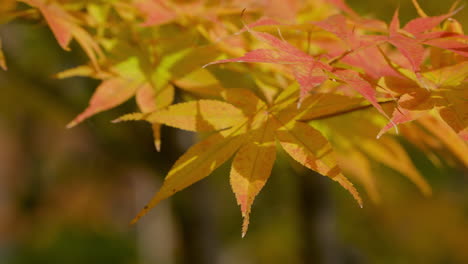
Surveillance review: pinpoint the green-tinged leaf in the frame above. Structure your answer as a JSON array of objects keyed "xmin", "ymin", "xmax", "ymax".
[
  {"xmin": 113, "ymin": 112, "xmax": 146, "ymax": 122},
  {"xmin": 297, "ymin": 93, "xmax": 368, "ymax": 120},
  {"xmin": 67, "ymin": 78, "xmax": 140, "ymax": 128},
  {"xmin": 230, "ymin": 118, "xmax": 277, "ymax": 237},
  {"xmin": 54, "ymin": 65, "xmax": 96, "ymax": 79},
  {"xmin": 145, "ymin": 100, "xmax": 245, "ymax": 132},
  {"xmin": 131, "ymin": 128, "xmax": 246, "ymax": 224},
  {"xmin": 424, "ymin": 61, "xmax": 468, "ymax": 87},
  {"xmin": 222, "ymin": 88, "xmax": 267, "ymax": 115},
  {"xmin": 173, "ymin": 68, "xmax": 224, "ymax": 96},
  {"xmin": 113, "ymin": 56, "xmax": 145, "ymax": 81}
]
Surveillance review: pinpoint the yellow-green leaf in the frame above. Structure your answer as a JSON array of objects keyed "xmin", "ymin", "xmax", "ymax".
[
  {"xmin": 230, "ymin": 118, "xmax": 277, "ymax": 237},
  {"xmin": 276, "ymin": 121, "xmax": 363, "ymax": 207},
  {"xmin": 131, "ymin": 127, "xmax": 245, "ymax": 224},
  {"xmin": 146, "ymin": 100, "xmax": 244, "ymax": 132},
  {"xmin": 276, "ymin": 121, "xmax": 342, "ymax": 178}
]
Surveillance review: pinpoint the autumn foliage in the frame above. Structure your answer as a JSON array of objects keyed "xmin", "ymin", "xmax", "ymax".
[{"xmin": 2, "ymin": 0, "xmax": 467, "ymax": 236}]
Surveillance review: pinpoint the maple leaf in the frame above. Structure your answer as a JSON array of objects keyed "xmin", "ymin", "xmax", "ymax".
[
  {"xmin": 205, "ymin": 27, "xmax": 390, "ymax": 121},
  {"xmin": 66, "ymin": 78, "xmax": 141, "ymax": 128},
  {"xmin": 378, "ymin": 61, "xmax": 468, "ymax": 140},
  {"xmin": 66, "ymin": 40, "xmax": 222, "ymax": 129},
  {"xmin": 124, "ymin": 87, "xmax": 364, "ymax": 236}
]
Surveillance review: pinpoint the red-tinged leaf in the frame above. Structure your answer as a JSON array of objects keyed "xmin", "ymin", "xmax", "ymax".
[
  {"xmin": 403, "ymin": 13, "xmax": 454, "ymax": 35},
  {"xmin": 251, "ymin": 31, "xmax": 312, "ymax": 59},
  {"xmin": 459, "ymin": 130, "xmax": 468, "ymax": 141},
  {"xmin": 333, "ymin": 69, "xmax": 389, "ymax": 119},
  {"xmin": 22, "ymin": 0, "xmax": 73, "ymax": 50},
  {"xmin": 388, "ymin": 35, "xmax": 425, "ymax": 73},
  {"xmin": 136, "ymin": 83, "xmax": 174, "ymax": 113},
  {"xmin": 262, "ymin": 0, "xmax": 300, "ymax": 20},
  {"xmin": 135, "ymin": 0, "xmax": 176, "ymax": 26},
  {"xmin": 293, "ymin": 65, "xmax": 328, "ymax": 100},
  {"xmin": 0, "ymin": 38, "xmax": 6, "ymax": 70},
  {"xmin": 230, "ymin": 119, "xmax": 277, "ymax": 237},
  {"xmin": 131, "ymin": 129, "xmax": 245, "ymax": 224},
  {"xmin": 22, "ymin": 0, "xmax": 103, "ymax": 69},
  {"xmin": 276, "ymin": 121, "xmax": 362, "ymax": 207},
  {"xmin": 389, "ymin": 9, "xmax": 400, "ymax": 36},
  {"xmin": 386, "ymin": 9, "xmax": 427, "ymax": 74},
  {"xmin": 423, "ymin": 38, "xmax": 468, "ymax": 57},
  {"xmin": 67, "ymin": 78, "xmax": 139, "ymax": 128},
  {"xmin": 71, "ymin": 26, "xmax": 103, "ymax": 70},
  {"xmin": 342, "ymin": 46, "xmax": 401, "ymax": 80},
  {"xmin": 206, "ymin": 31, "xmax": 331, "ymax": 99},
  {"xmin": 136, "ymin": 83, "xmax": 174, "ymax": 151},
  {"xmin": 377, "ymin": 107, "xmax": 426, "ymax": 138},
  {"xmin": 145, "ymin": 100, "xmax": 244, "ymax": 132},
  {"xmin": 314, "ymin": 14, "xmax": 358, "ymax": 49}
]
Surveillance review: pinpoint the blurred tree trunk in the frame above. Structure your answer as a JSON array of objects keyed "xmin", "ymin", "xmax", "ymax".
[
  {"xmin": 297, "ymin": 171, "xmax": 340, "ymax": 264},
  {"xmin": 168, "ymin": 129, "xmax": 220, "ymax": 264}
]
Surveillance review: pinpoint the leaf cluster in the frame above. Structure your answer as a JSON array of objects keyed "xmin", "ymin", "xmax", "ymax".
[{"xmin": 2, "ymin": 0, "xmax": 467, "ymax": 235}]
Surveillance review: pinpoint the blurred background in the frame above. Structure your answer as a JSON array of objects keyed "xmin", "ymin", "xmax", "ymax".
[{"xmin": 1, "ymin": 0, "xmax": 467, "ymax": 263}]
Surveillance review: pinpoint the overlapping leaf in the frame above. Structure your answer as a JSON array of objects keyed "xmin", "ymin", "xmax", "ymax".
[
  {"xmin": 125, "ymin": 87, "xmax": 365, "ymax": 235},
  {"xmin": 21, "ymin": 0, "xmax": 103, "ymax": 69}
]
